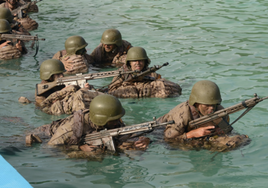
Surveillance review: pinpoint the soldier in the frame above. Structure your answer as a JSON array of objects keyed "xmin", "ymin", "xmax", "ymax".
[
  {"xmin": 88, "ymin": 29, "xmax": 132, "ymax": 67},
  {"xmin": 52, "ymin": 36, "xmax": 92, "ymax": 75},
  {"xmin": 27, "ymin": 94, "xmax": 151, "ymax": 156},
  {"xmin": 157, "ymin": 80, "xmax": 250, "ymax": 152},
  {"xmin": 108, "ymin": 47, "xmax": 182, "ymax": 98},
  {"xmin": 0, "ymin": 19, "xmax": 27, "ymax": 60},
  {"xmin": 0, "ymin": 0, "xmax": 38, "ymax": 31},
  {"xmin": 0, "ymin": 7, "xmax": 30, "ymax": 35},
  {"xmin": 35, "ymin": 59, "xmax": 101, "ymax": 115}
]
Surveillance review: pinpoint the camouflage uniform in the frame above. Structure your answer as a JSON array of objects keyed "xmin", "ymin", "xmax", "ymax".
[
  {"xmin": 35, "ymin": 59, "xmax": 100, "ymax": 115},
  {"xmin": 52, "ymin": 36, "xmax": 92, "ymax": 74},
  {"xmin": 0, "ymin": 42, "xmax": 22, "ymax": 60},
  {"xmin": 88, "ymin": 40, "xmax": 132, "ymax": 67},
  {"xmin": 52, "ymin": 50, "xmax": 92, "ymax": 75},
  {"xmin": 28, "ymin": 110, "xmax": 149, "ymax": 157},
  {"xmin": 0, "ymin": 2, "xmax": 38, "ymax": 31},
  {"xmin": 35, "ymin": 83, "xmax": 102, "ymax": 115},
  {"xmin": 108, "ymin": 65, "xmax": 182, "ymax": 98},
  {"xmin": 158, "ymin": 101, "xmax": 250, "ymax": 152},
  {"xmin": 0, "ymin": 19, "xmax": 26, "ymax": 60}
]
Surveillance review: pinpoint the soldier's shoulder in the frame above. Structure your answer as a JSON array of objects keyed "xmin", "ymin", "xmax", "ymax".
[{"xmin": 52, "ymin": 50, "xmax": 66, "ymax": 59}]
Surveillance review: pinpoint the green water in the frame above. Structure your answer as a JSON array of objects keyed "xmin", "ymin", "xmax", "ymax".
[{"xmin": 0, "ymin": 0, "xmax": 268, "ymax": 187}]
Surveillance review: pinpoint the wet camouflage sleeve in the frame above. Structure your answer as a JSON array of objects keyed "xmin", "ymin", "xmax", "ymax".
[{"xmin": 158, "ymin": 101, "xmax": 192, "ymax": 142}]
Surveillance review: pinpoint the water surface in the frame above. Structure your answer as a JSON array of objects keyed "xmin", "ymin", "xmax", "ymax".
[{"xmin": 0, "ymin": 0, "xmax": 268, "ymax": 187}]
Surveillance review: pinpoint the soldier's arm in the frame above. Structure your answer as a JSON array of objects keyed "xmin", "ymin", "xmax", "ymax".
[{"xmin": 108, "ymin": 75, "xmax": 125, "ymax": 91}]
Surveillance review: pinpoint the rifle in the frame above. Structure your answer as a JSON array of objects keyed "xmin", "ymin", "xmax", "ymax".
[
  {"xmin": 188, "ymin": 94, "xmax": 268, "ymax": 132},
  {"xmin": 11, "ymin": 2, "xmax": 31, "ymax": 19},
  {"xmin": 0, "ymin": 34, "xmax": 45, "ymax": 41},
  {"xmin": 36, "ymin": 69, "xmax": 139, "ymax": 96},
  {"xmin": 124, "ymin": 62, "xmax": 169, "ymax": 82},
  {"xmin": 11, "ymin": 1, "xmax": 42, "ymax": 18},
  {"xmin": 83, "ymin": 118, "xmax": 175, "ymax": 151},
  {"xmin": 0, "ymin": 34, "xmax": 45, "ymax": 56}
]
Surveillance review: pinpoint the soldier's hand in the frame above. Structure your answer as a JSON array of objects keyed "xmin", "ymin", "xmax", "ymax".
[
  {"xmin": 134, "ymin": 136, "xmax": 150, "ymax": 149},
  {"xmin": 83, "ymin": 83, "xmax": 93, "ymax": 90},
  {"xmin": 186, "ymin": 126, "xmax": 215, "ymax": 139},
  {"xmin": 0, "ymin": 41, "xmax": 11, "ymax": 48},
  {"xmin": 79, "ymin": 144, "xmax": 98, "ymax": 152},
  {"xmin": 15, "ymin": 40, "xmax": 23, "ymax": 52}
]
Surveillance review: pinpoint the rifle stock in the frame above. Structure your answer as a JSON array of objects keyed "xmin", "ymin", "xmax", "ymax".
[
  {"xmin": 124, "ymin": 62, "xmax": 169, "ymax": 82},
  {"xmin": 188, "ymin": 94, "xmax": 268, "ymax": 130},
  {"xmin": 36, "ymin": 70, "xmax": 137, "ymax": 96},
  {"xmin": 83, "ymin": 119, "xmax": 175, "ymax": 151}
]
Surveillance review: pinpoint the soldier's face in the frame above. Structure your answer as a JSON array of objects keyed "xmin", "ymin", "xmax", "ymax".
[
  {"xmin": 50, "ymin": 73, "xmax": 64, "ymax": 81},
  {"xmin": 76, "ymin": 48, "xmax": 87, "ymax": 55},
  {"xmin": 105, "ymin": 119, "xmax": 120, "ymax": 129},
  {"xmin": 130, "ymin": 60, "xmax": 145, "ymax": 71},
  {"xmin": 196, "ymin": 103, "xmax": 216, "ymax": 116},
  {"xmin": 103, "ymin": 44, "xmax": 116, "ymax": 52}
]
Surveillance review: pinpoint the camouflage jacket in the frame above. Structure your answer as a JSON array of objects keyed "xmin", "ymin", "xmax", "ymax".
[
  {"xmin": 108, "ymin": 65, "xmax": 181, "ymax": 98},
  {"xmin": 158, "ymin": 101, "xmax": 230, "ymax": 142},
  {"xmin": 52, "ymin": 50, "xmax": 92, "ymax": 75}
]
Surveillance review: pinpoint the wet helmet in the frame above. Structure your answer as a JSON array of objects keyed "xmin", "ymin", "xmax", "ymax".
[
  {"xmin": 100, "ymin": 29, "xmax": 123, "ymax": 47},
  {"xmin": 39, "ymin": 59, "xmax": 66, "ymax": 80},
  {"xmin": 89, "ymin": 94, "xmax": 125, "ymax": 126},
  {"xmin": 0, "ymin": 8, "xmax": 13, "ymax": 23},
  {"xmin": 126, "ymin": 47, "xmax": 150, "ymax": 69},
  {"xmin": 65, "ymin": 36, "xmax": 88, "ymax": 55},
  {"xmin": 0, "ymin": 19, "xmax": 11, "ymax": 33},
  {"xmin": 189, "ymin": 80, "xmax": 222, "ymax": 106}
]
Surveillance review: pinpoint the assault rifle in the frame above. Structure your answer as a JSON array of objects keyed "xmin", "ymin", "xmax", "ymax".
[
  {"xmin": 124, "ymin": 62, "xmax": 169, "ymax": 82},
  {"xmin": 0, "ymin": 34, "xmax": 45, "ymax": 56},
  {"xmin": 36, "ymin": 69, "xmax": 139, "ymax": 96},
  {"xmin": 11, "ymin": 2, "xmax": 31, "ymax": 19},
  {"xmin": 83, "ymin": 119, "xmax": 175, "ymax": 151},
  {"xmin": 188, "ymin": 94, "xmax": 268, "ymax": 132},
  {"xmin": 11, "ymin": 1, "xmax": 42, "ymax": 18},
  {"xmin": 0, "ymin": 34, "xmax": 45, "ymax": 41}
]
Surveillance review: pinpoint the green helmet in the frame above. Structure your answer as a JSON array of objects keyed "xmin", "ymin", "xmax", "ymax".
[
  {"xmin": 39, "ymin": 59, "xmax": 66, "ymax": 80},
  {"xmin": 65, "ymin": 36, "xmax": 88, "ymax": 55},
  {"xmin": 126, "ymin": 47, "xmax": 150, "ymax": 69},
  {"xmin": 100, "ymin": 29, "xmax": 122, "ymax": 47},
  {"xmin": 0, "ymin": 8, "xmax": 13, "ymax": 23},
  {"xmin": 90, "ymin": 94, "xmax": 125, "ymax": 126},
  {"xmin": 189, "ymin": 80, "xmax": 222, "ymax": 106},
  {"xmin": 0, "ymin": 19, "xmax": 11, "ymax": 33}
]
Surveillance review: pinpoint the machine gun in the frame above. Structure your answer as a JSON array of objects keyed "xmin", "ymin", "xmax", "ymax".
[
  {"xmin": 36, "ymin": 69, "xmax": 139, "ymax": 96},
  {"xmin": 124, "ymin": 62, "xmax": 169, "ymax": 82},
  {"xmin": 83, "ymin": 119, "xmax": 175, "ymax": 151},
  {"xmin": 0, "ymin": 33, "xmax": 45, "ymax": 56},
  {"xmin": 188, "ymin": 94, "xmax": 268, "ymax": 133}
]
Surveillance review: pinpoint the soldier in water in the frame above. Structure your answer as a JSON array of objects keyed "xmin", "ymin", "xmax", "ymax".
[
  {"xmin": 88, "ymin": 29, "xmax": 132, "ymax": 67},
  {"xmin": 35, "ymin": 59, "xmax": 101, "ymax": 115},
  {"xmin": 0, "ymin": 7, "xmax": 30, "ymax": 35},
  {"xmin": 0, "ymin": 0, "xmax": 38, "ymax": 31},
  {"xmin": 52, "ymin": 36, "xmax": 92, "ymax": 75},
  {"xmin": 108, "ymin": 46, "xmax": 182, "ymax": 98},
  {"xmin": 0, "ymin": 19, "xmax": 27, "ymax": 60},
  {"xmin": 27, "ymin": 94, "xmax": 151, "ymax": 157},
  {"xmin": 157, "ymin": 80, "xmax": 250, "ymax": 151}
]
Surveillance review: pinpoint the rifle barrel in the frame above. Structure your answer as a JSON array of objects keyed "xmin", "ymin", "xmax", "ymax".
[{"xmin": 189, "ymin": 95, "xmax": 268, "ymax": 129}]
